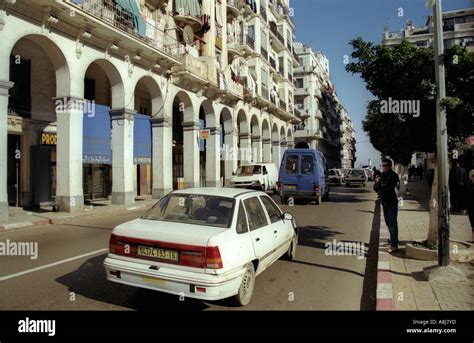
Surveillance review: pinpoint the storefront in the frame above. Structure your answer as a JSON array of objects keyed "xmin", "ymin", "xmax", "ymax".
[
  {"xmin": 83, "ymin": 104, "xmax": 112, "ymax": 201},
  {"xmin": 134, "ymin": 113, "xmax": 152, "ymax": 196}
]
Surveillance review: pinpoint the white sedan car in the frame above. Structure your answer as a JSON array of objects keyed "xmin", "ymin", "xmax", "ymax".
[{"xmin": 104, "ymin": 188, "xmax": 298, "ymax": 306}]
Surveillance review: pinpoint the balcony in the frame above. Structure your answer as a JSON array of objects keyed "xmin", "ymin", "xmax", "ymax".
[
  {"xmin": 227, "ymin": 0, "xmax": 240, "ymax": 18},
  {"xmin": 219, "ymin": 68, "xmax": 244, "ymax": 101},
  {"xmin": 172, "ymin": 54, "xmax": 216, "ymax": 90},
  {"xmin": 173, "ymin": 0, "xmax": 202, "ymax": 32},
  {"xmin": 240, "ymin": 0, "xmax": 258, "ymax": 17},
  {"xmin": 261, "ymin": 84, "xmax": 269, "ymax": 100},
  {"xmin": 69, "ymin": 0, "xmax": 180, "ymax": 60},
  {"xmin": 269, "ymin": 21, "xmax": 285, "ymax": 52},
  {"xmin": 246, "ymin": 34, "xmax": 255, "ymax": 51},
  {"xmin": 279, "ymin": 64, "xmax": 284, "ymax": 76},
  {"xmin": 269, "ymin": 56, "xmax": 277, "ymax": 70},
  {"xmin": 279, "ymin": 99, "xmax": 287, "ymax": 112}
]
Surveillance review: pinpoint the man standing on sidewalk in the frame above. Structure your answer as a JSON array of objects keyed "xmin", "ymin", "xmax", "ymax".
[{"xmin": 374, "ymin": 159, "xmax": 400, "ymax": 253}]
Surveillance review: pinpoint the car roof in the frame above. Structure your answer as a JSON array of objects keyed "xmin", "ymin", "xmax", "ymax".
[{"xmin": 171, "ymin": 187, "xmax": 261, "ymax": 199}]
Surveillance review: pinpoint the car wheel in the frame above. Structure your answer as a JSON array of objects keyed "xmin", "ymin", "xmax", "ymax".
[
  {"xmin": 315, "ymin": 194, "xmax": 322, "ymax": 205},
  {"xmin": 323, "ymin": 190, "xmax": 329, "ymax": 201},
  {"xmin": 284, "ymin": 232, "xmax": 298, "ymax": 260},
  {"xmin": 233, "ymin": 263, "xmax": 255, "ymax": 306}
]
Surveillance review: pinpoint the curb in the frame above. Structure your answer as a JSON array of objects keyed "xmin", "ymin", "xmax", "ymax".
[
  {"xmin": 376, "ymin": 206, "xmax": 395, "ymax": 310},
  {"xmin": 0, "ymin": 203, "xmax": 154, "ymax": 233}
]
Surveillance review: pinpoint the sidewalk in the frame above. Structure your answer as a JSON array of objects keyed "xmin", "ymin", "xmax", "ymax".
[
  {"xmin": 376, "ymin": 181, "xmax": 474, "ymax": 310},
  {"xmin": 0, "ymin": 196, "xmax": 158, "ymax": 232}
]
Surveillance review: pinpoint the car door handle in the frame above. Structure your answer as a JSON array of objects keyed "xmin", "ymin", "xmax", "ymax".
[{"xmin": 255, "ymin": 238, "xmax": 260, "ymax": 242}]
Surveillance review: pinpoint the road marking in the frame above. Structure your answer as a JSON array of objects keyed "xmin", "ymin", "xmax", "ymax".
[{"xmin": 0, "ymin": 248, "xmax": 108, "ymax": 282}]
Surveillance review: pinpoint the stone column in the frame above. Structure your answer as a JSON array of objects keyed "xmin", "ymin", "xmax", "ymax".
[
  {"xmin": 206, "ymin": 126, "xmax": 221, "ymax": 187},
  {"xmin": 183, "ymin": 120, "xmax": 200, "ymax": 189},
  {"xmin": 0, "ymin": 80, "xmax": 14, "ymax": 221},
  {"xmin": 223, "ymin": 129, "xmax": 238, "ymax": 186},
  {"xmin": 55, "ymin": 96, "xmax": 84, "ymax": 212},
  {"xmin": 239, "ymin": 133, "xmax": 252, "ymax": 164},
  {"xmin": 262, "ymin": 138, "xmax": 272, "ymax": 163},
  {"xmin": 280, "ymin": 140, "xmax": 288, "ymax": 159},
  {"xmin": 110, "ymin": 108, "xmax": 135, "ymax": 205},
  {"xmin": 252, "ymin": 136, "xmax": 262, "ymax": 163},
  {"xmin": 151, "ymin": 117, "xmax": 172, "ymax": 198},
  {"xmin": 272, "ymin": 140, "xmax": 281, "ymax": 168}
]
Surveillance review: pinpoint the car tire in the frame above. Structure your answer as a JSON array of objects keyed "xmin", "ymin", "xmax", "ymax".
[
  {"xmin": 284, "ymin": 232, "xmax": 298, "ymax": 261},
  {"xmin": 233, "ymin": 263, "xmax": 255, "ymax": 306},
  {"xmin": 323, "ymin": 191, "xmax": 329, "ymax": 201}
]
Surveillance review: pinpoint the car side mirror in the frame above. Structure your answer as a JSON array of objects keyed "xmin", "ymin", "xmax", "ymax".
[{"xmin": 282, "ymin": 212, "xmax": 293, "ymax": 221}]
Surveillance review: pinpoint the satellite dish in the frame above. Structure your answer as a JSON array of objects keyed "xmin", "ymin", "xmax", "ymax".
[{"xmin": 183, "ymin": 25, "xmax": 195, "ymax": 45}]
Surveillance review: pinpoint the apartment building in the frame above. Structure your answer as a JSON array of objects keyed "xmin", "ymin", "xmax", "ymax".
[
  {"xmin": 293, "ymin": 42, "xmax": 355, "ymax": 169},
  {"xmin": 382, "ymin": 7, "xmax": 474, "ymax": 52},
  {"xmin": 0, "ymin": 0, "xmax": 299, "ymax": 221}
]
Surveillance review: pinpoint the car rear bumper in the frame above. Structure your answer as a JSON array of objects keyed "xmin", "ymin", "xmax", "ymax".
[
  {"xmin": 103, "ymin": 256, "xmax": 245, "ymax": 301},
  {"xmin": 346, "ymin": 179, "xmax": 366, "ymax": 184},
  {"xmin": 280, "ymin": 190, "xmax": 320, "ymax": 198},
  {"xmin": 231, "ymin": 181, "xmax": 262, "ymax": 189}
]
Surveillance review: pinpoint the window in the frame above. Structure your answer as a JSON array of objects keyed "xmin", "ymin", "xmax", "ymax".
[
  {"xmin": 236, "ymin": 201, "xmax": 249, "ymax": 234},
  {"xmin": 295, "ymin": 78, "xmax": 304, "ymax": 88},
  {"xmin": 301, "ymin": 155, "xmax": 314, "ymax": 175},
  {"xmin": 141, "ymin": 194, "xmax": 235, "ymax": 228},
  {"xmin": 244, "ymin": 197, "xmax": 268, "ymax": 231},
  {"xmin": 285, "ymin": 155, "xmax": 298, "ymax": 174},
  {"xmin": 260, "ymin": 196, "xmax": 281, "ymax": 224},
  {"xmin": 263, "ymin": 166, "xmax": 268, "ymax": 175}
]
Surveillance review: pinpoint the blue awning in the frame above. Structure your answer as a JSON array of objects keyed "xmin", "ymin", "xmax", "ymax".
[
  {"xmin": 83, "ymin": 104, "xmax": 112, "ymax": 164},
  {"xmin": 134, "ymin": 113, "xmax": 152, "ymax": 164}
]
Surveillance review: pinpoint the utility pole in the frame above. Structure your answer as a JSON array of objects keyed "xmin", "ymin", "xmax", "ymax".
[{"xmin": 430, "ymin": 0, "xmax": 450, "ymax": 266}]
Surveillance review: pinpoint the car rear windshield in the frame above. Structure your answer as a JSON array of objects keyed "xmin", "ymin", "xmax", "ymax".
[
  {"xmin": 236, "ymin": 165, "xmax": 261, "ymax": 176},
  {"xmin": 141, "ymin": 194, "xmax": 235, "ymax": 228},
  {"xmin": 349, "ymin": 170, "xmax": 366, "ymax": 176}
]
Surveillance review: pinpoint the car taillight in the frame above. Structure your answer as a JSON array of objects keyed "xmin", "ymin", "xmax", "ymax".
[
  {"xmin": 109, "ymin": 234, "xmax": 116, "ymax": 254},
  {"xmin": 314, "ymin": 183, "xmax": 320, "ymax": 192},
  {"xmin": 277, "ymin": 181, "xmax": 282, "ymax": 191},
  {"xmin": 205, "ymin": 246, "xmax": 223, "ymax": 269}
]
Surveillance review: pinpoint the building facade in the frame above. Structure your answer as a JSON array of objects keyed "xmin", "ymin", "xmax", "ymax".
[
  {"xmin": 382, "ymin": 7, "xmax": 474, "ymax": 52},
  {"xmin": 293, "ymin": 41, "xmax": 355, "ymax": 169},
  {"xmin": 0, "ymin": 0, "xmax": 300, "ymax": 221}
]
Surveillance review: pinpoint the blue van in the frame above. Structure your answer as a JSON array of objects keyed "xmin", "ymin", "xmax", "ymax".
[{"xmin": 278, "ymin": 149, "xmax": 329, "ymax": 205}]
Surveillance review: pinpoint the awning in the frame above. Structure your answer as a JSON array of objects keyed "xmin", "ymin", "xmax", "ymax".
[
  {"xmin": 134, "ymin": 113, "xmax": 152, "ymax": 164},
  {"xmin": 83, "ymin": 104, "xmax": 112, "ymax": 164}
]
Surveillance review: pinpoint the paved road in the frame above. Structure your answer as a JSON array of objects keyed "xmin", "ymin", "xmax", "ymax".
[{"xmin": 0, "ymin": 184, "xmax": 378, "ymax": 310}]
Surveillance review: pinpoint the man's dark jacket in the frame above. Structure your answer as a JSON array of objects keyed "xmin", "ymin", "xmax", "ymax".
[{"xmin": 374, "ymin": 170, "xmax": 400, "ymax": 205}]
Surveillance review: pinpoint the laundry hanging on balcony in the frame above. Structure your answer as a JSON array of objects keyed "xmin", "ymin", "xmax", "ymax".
[
  {"xmin": 175, "ymin": 0, "xmax": 201, "ymax": 17},
  {"xmin": 114, "ymin": 0, "xmax": 147, "ymax": 37}
]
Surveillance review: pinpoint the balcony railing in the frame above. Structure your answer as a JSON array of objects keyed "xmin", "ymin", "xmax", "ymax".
[
  {"xmin": 279, "ymin": 64, "xmax": 284, "ymax": 76},
  {"xmin": 75, "ymin": 0, "xmax": 180, "ymax": 56},
  {"xmin": 279, "ymin": 99, "xmax": 287, "ymax": 111},
  {"xmin": 287, "ymin": 41, "xmax": 292, "ymax": 51},
  {"xmin": 261, "ymin": 46, "xmax": 268, "ymax": 60}
]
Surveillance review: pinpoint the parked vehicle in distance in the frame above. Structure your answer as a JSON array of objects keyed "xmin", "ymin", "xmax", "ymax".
[
  {"xmin": 328, "ymin": 169, "xmax": 344, "ymax": 185},
  {"xmin": 230, "ymin": 163, "xmax": 279, "ymax": 192},
  {"xmin": 361, "ymin": 165, "xmax": 374, "ymax": 181},
  {"xmin": 345, "ymin": 169, "xmax": 368, "ymax": 187},
  {"xmin": 104, "ymin": 188, "xmax": 298, "ymax": 306},
  {"xmin": 340, "ymin": 168, "xmax": 351, "ymax": 179},
  {"xmin": 277, "ymin": 149, "xmax": 329, "ymax": 205}
]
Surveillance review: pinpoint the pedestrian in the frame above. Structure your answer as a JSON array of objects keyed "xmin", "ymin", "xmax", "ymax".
[
  {"xmin": 468, "ymin": 169, "xmax": 474, "ymax": 232},
  {"xmin": 373, "ymin": 166, "xmax": 381, "ymax": 180},
  {"xmin": 374, "ymin": 159, "xmax": 400, "ymax": 253},
  {"xmin": 450, "ymin": 160, "xmax": 468, "ymax": 213}
]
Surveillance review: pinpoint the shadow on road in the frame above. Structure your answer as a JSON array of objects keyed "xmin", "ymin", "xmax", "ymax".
[
  {"xmin": 290, "ymin": 259, "xmax": 365, "ymax": 278},
  {"xmin": 298, "ymin": 225, "xmax": 345, "ymax": 250},
  {"xmin": 359, "ymin": 200, "xmax": 380, "ymax": 311},
  {"xmin": 55, "ymin": 254, "xmax": 211, "ymax": 311}
]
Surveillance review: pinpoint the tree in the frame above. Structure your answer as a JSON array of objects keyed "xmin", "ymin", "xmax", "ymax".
[{"xmin": 346, "ymin": 38, "xmax": 473, "ymax": 246}]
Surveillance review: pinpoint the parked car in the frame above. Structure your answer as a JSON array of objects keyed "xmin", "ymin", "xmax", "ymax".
[
  {"xmin": 230, "ymin": 163, "xmax": 279, "ymax": 192},
  {"xmin": 328, "ymin": 169, "xmax": 344, "ymax": 185},
  {"xmin": 277, "ymin": 149, "xmax": 329, "ymax": 205},
  {"xmin": 361, "ymin": 165, "xmax": 374, "ymax": 181},
  {"xmin": 345, "ymin": 169, "xmax": 368, "ymax": 187},
  {"xmin": 104, "ymin": 188, "xmax": 298, "ymax": 306}
]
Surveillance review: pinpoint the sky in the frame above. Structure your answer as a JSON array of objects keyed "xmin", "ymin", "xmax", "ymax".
[{"xmin": 291, "ymin": 0, "xmax": 472, "ymax": 168}]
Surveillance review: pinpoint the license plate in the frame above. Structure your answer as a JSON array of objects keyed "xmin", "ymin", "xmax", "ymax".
[
  {"xmin": 137, "ymin": 246, "xmax": 179, "ymax": 262},
  {"xmin": 141, "ymin": 276, "xmax": 167, "ymax": 285},
  {"xmin": 285, "ymin": 185, "xmax": 296, "ymax": 189}
]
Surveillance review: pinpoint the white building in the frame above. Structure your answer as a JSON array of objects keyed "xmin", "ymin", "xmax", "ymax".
[
  {"xmin": 293, "ymin": 42, "xmax": 355, "ymax": 168},
  {"xmin": 383, "ymin": 7, "xmax": 474, "ymax": 51},
  {"xmin": 0, "ymin": 0, "xmax": 299, "ymax": 221}
]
